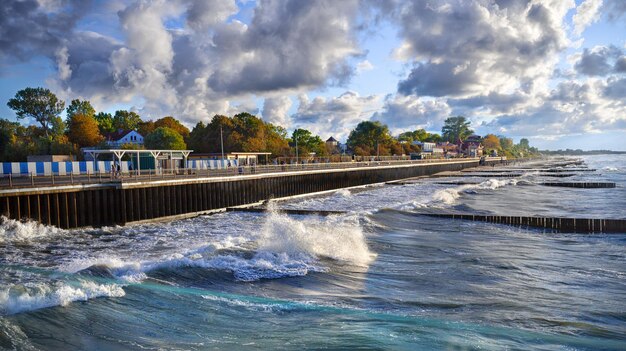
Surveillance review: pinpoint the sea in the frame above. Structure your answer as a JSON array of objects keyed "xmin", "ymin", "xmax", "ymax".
[{"xmin": 1, "ymin": 155, "xmax": 625, "ymax": 350}]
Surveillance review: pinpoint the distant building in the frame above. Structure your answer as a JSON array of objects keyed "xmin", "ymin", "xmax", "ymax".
[
  {"xmin": 457, "ymin": 135, "xmax": 484, "ymax": 157},
  {"xmin": 326, "ymin": 136, "xmax": 342, "ymax": 154},
  {"xmin": 326, "ymin": 136, "xmax": 338, "ymax": 148},
  {"xmin": 437, "ymin": 142, "xmax": 459, "ymax": 158},
  {"xmin": 104, "ymin": 130, "xmax": 144, "ymax": 148}
]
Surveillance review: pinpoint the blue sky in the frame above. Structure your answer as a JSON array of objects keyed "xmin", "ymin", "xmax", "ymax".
[{"xmin": 1, "ymin": 0, "xmax": 625, "ymax": 150}]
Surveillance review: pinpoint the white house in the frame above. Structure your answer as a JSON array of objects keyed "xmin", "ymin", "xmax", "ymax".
[{"xmin": 104, "ymin": 130, "xmax": 144, "ymax": 147}]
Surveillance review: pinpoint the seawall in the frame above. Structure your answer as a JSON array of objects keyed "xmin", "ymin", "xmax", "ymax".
[{"xmin": 0, "ymin": 159, "xmax": 486, "ymax": 229}]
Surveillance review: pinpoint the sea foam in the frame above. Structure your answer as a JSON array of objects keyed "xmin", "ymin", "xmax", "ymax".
[
  {"xmin": 0, "ymin": 280, "xmax": 125, "ymax": 315},
  {"xmin": 61, "ymin": 204, "xmax": 374, "ymax": 282},
  {"xmin": 432, "ymin": 178, "xmax": 517, "ymax": 205},
  {"xmin": 0, "ymin": 217, "xmax": 66, "ymax": 244}
]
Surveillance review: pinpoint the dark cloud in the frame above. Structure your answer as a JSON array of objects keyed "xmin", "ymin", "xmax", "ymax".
[
  {"xmin": 398, "ymin": 61, "xmax": 478, "ymax": 97},
  {"xmin": 574, "ymin": 45, "xmax": 625, "ymax": 76},
  {"xmin": 0, "ymin": 0, "xmax": 91, "ymax": 63},
  {"xmin": 449, "ymin": 92, "xmax": 529, "ymax": 114},
  {"xmin": 603, "ymin": 77, "xmax": 626, "ymax": 99}
]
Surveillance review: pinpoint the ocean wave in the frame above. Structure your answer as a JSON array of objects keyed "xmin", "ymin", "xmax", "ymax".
[
  {"xmin": 602, "ymin": 166, "xmax": 619, "ymax": 172},
  {"xmin": 0, "ymin": 280, "xmax": 125, "ymax": 315},
  {"xmin": 335, "ymin": 189, "xmax": 352, "ymax": 197},
  {"xmin": 62, "ymin": 207, "xmax": 374, "ymax": 282},
  {"xmin": 0, "ymin": 217, "xmax": 66, "ymax": 244},
  {"xmin": 432, "ymin": 178, "xmax": 517, "ymax": 205}
]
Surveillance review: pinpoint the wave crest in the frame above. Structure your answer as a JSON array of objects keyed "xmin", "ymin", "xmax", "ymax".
[
  {"xmin": 0, "ymin": 280, "xmax": 125, "ymax": 315},
  {"xmin": 0, "ymin": 217, "xmax": 66, "ymax": 244}
]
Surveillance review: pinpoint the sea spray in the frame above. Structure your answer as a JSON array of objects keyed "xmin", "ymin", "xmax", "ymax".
[
  {"xmin": 0, "ymin": 217, "xmax": 66, "ymax": 244},
  {"xmin": 60, "ymin": 204, "xmax": 375, "ymax": 282}
]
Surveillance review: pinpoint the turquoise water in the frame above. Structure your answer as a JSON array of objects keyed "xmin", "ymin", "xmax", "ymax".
[{"xmin": 1, "ymin": 155, "xmax": 625, "ymax": 350}]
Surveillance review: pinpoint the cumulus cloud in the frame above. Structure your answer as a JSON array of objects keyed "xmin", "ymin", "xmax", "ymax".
[
  {"xmin": 371, "ymin": 94, "xmax": 451, "ymax": 132},
  {"xmin": 573, "ymin": 45, "xmax": 626, "ymax": 76},
  {"xmin": 483, "ymin": 78, "xmax": 626, "ymax": 137},
  {"xmin": 207, "ymin": 0, "xmax": 362, "ymax": 95},
  {"xmin": 262, "ymin": 96, "xmax": 293, "ymax": 127},
  {"xmin": 573, "ymin": 0, "xmax": 603, "ymax": 36},
  {"xmin": 0, "ymin": 0, "xmax": 90, "ymax": 63},
  {"xmin": 292, "ymin": 91, "xmax": 380, "ymax": 139},
  {"xmin": 392, "ymin": 1, "xmax": 572, "ymax": 98}
]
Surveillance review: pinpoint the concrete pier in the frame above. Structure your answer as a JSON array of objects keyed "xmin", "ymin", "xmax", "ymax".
[{"xmin": 0, "ymin": 159, "xmax": 483, "ymax": 229}]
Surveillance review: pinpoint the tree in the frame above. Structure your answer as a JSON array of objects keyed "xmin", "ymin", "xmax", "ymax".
[
  {"xmin": 482, "ymin": 134, "xmax": 501, "ymax": 151},
  {"xmin": 66, "ymin": 99, "xmax": 95, "ymax": 119},
  {"xmin": 346, "ymin": 121, "xmax": 394, "ymax": 155},
  {"xmin": 144, "ymin": 127, "xmax": 186, "ymax": 150},
  {"xmin": 291, "ymin": 128, "xmax": 327, "ymax": 157},
  {"xmin": 441, "ymin": 116, "xmax": 473, "ymax": 142},
  {"xmin": 499, "ymin": 136, "xmax": 514, "ymax": 150},
  {"xmin": 94, "ymin": 112, "xmax": 115, "ymax": 134},
  {"xmin": 154, "ymin": 116, "xmax": 190, "ymax": 138},
  {"xmin": 519, "ymin": 138, "xmax": 530, "ymax": 149},
  {"xmin": 67, "ymin": 113, "xmax": 104, "ymax": 148},
  {"xmin": 113, "ymin": 110, "xmax": 142, "ymax": 131},
  {"xmin": 137, "ymin": 120, "xmax": 156, "ymax": 136},
  {"xmin": 7, "ymin": 87, "xmax": 65, "ymax": 137}
]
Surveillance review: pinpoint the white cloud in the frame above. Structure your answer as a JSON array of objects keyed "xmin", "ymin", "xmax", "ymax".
[
  {"xmin": 573, "ymin": 0, "xmax": 603, "ymax": 36},
  {"xmin": 356, "ymin": 60, "xmax": 374, "ymax": 73}
]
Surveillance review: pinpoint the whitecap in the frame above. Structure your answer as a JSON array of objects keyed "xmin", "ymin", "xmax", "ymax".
[
  {"xmin": 0, "ymin": 280, "xmax": 125, "ymax": 315},
  {"xmin": 0, "ymin": 217, "xmax": 66, "ymax": 244}
]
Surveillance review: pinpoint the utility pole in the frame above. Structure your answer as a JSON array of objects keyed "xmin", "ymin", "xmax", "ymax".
[
  {"xmin": 295, "ymin": 135, "xmax": 298, "ymax": 164},
  {"xmin": 377, "ymin": 141, "xmax": 380, "ymax": 161},
  {"xmin": 220, "ymin": 125, "xmax": 225, "ymax": 163}
]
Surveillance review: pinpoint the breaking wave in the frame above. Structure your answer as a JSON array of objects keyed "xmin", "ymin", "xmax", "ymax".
[
  {"xmin": 63, "ymin": 205, "xmax": 374, "ymax": 282},
  {"xmin": 0, "ymin": 217, "xmax": 66, "ymax": 244},
  {"xmin": 430, "ymin": 179, "xmax": 518, "ymax": 206},
  {"xmin": 0, "ymin": 280, "xmax": 125, "ymax": 315}
]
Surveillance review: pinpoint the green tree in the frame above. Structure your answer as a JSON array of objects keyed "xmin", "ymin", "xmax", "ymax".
[
  {"xmin": 66, "ymin": 99, "xmax": 95, "ymax": 119},
  {"xmin": 291, "ymin": 128, "xmax": 327, "ymax": 157},
  {"xmin": 441, "ymin": 116, "xmax": 473, "ymax": 143},
  {"xmin": 347, "ymin": 121, "xmax": 394, "ymax": 155},
  {"xmin": 113, "ymin": 110, "xmax": 142, "ymax": 131},
  {"xmin": 94, "ymin": 112, "xmax": 115, "ymax": 134},
  {"xmin": 518, "ymin": 138, "xmax": 530, "ymax": 149},
  {"xmin": 7, "ymin": 87, "xmax": 65, "ymax": 138},
  {"xmin": 499, "ymin": 136, "xmax": 514, "ymax": 150},
  {"xmin": 144, "ymin": 127, "xmax": 186, "ymax": 150}
]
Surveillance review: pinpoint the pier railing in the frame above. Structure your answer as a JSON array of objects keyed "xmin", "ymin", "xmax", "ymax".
[{"xmin": 0, "ymin": 157, "xmax": 511, "ymax": 189}]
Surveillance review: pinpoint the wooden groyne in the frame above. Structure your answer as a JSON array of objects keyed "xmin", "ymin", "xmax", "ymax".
[
  {"xmin": 226, "ymin": 207, "xmax": 347, "ymax": 216},
  {"xmin": 0, "ymin": 159, "xmax": 481, "ymax": 229},
  {"xmin": 541, "ymin": 182, "xmax": 616, "ymax": 188},
  {"xmin": 412, "ymin": 212, "xmax": 626, "ymax": 233}
]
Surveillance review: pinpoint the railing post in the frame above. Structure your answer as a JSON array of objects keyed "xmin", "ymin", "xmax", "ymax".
[
  {"xmin": 51, "ymin": 173, "xmax": 55, "ymax": 185},
  {"xmin": 31, "ymin": 172, "xmax": 34, "ymax": 186},
  {"xmin": 70, "ymin": 172, "xmax": 74, "ymax": 184},
  {"xmin": 9, "ymin": 174, "xmax": 12, "ymax": 187}
]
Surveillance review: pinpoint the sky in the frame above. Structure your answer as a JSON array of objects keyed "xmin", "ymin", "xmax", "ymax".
[{"xmin": 0, "ymin": 0, "xmax": 625, "ymax": 150}]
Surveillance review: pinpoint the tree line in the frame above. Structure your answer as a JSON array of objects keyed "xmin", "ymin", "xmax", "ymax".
[{"xmin": 0, "ymin": 87, "xmax": 537, "ymax": 162}]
